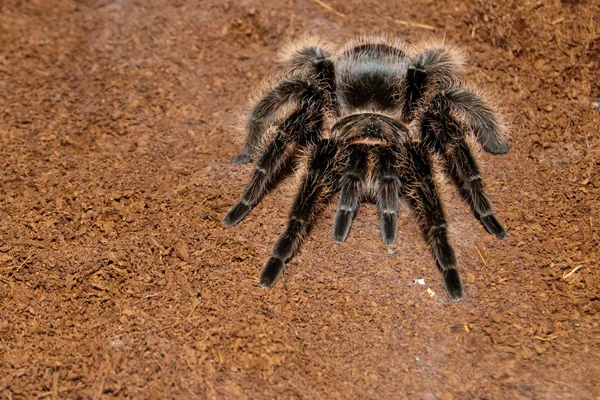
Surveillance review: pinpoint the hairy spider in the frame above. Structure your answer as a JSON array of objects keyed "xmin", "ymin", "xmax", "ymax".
[{"xmin": 222, "ymin": 36, "xmax": 509, "ymax": 301}]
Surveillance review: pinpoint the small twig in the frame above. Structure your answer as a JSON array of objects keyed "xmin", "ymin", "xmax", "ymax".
[
  {"xmin": 562, "ymin": 265, "xmax": 583, "ymax": 280},
  {"xmin": 52, "ymin": 373, "xmax": 59, "ymax": 400},
  {"xmin": 547, "ymin": 378, "xmax": 583, "ymax": 393},
  {"xmin": 534, "ymin": 335, "xmax": 557, "ymax": 341},
  {"xmin": 14, "ymin": 255, "xmax": 32, "ymax": 273},
  {"xmin": 551, "ymin": 17, "xmax": 565, "ymax": 25},
  {"xmin": 366, "ymin": 308, "xmax": 377, "ymax": 323},
  {"xmin": 309, "ymin": 0, "xmax": 346, "ymax": 17},
  {"xmin": 93, "ymin": 379, "xmax": 104, "ymax": 400},
  {"xmin": 312, "ymin": 350, "xmax": 327, "ymax": 367},
  {"xmin": 185, "ymin": 300, "xmax": 202, "ymax": 320},
  {"xmin": 475, "ymin": 246, "xmax": 487, "ymax": 266},
  {"xmin": 36, "ymin": 384, "xmax": 86, "ymax": 399},
  {"xmin": 394, "ymin": 19, "xmax": 436, "ymax": 31},
  {"xmin": 152, "ymin": 356, "xmax": 164, "ymax": 371},
  {"xmin": 153, "ymin": 301, "xmax": 202, "ymax": 334}
]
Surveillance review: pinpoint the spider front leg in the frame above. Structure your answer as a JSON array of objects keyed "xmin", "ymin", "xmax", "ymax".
[
  {"xmin": 233, "ymin": 48, "xmax": 337, "ymax": 164},
  {"xmin": 231, "ymin": 79, "xmax": 320, "ymax": 164},
  {"xmin": 404, "ymin": 143, "xmax": 463, "ymax": 301},
  {"xmin": 223, "ymin": 84, "xmax": 323, "ymax": 226},
  {"xmin": 260, "ymin": 140, "xmax": 338, "ymax": 288},
  {"xmin": 332, "ymin": 145, "xmax": 368, "ymax": 243}
]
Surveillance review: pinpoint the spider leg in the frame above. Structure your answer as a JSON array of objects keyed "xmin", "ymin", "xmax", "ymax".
[
  {"xmin": 283, "ymin": 46, "xmax": 338, "ymax": 114},
  {"xmin": 403, "ymin": 142, "xmax": 463, "ymax": 301},
  {"xmin": 232, "ymin": 79, "xmax": 318, "ymax": 164},
  {"xmin": 441, "ymin": 88, "xmax": 509, "ymax": 154},
  {"xmin": 223, "ymin": 129, "xmax": 290, "ymax": 226},
  {"xmin": 376, "ymin": 145, "xmax": 402, "ymax": 246},
  {"xmin": 404, "ymin": 46, "xmax": 462, "ymax": 119},
  {"xmin": 223, "ymin": 90, "xmax": 324, "ymax": 226},
  {"xmin": 422, "ymin": 101, "xmax": 507, "ymax": 240},
  {"xmin": 445, "ymin": 139, "xmax": 508, "ymax": 240},
  {"xmin": 232, "ymin": 51, "xmax": 337, "ymax": 164},
  {"xmin": 260, "ymin": 140, "xmax": 338, "ymax": 288},
  {"xmin": 332, "ymin": 145, "xmax": 367, "ymax": 243}
]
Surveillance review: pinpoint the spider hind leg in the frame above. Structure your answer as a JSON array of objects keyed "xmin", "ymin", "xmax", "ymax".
[
  {"xmin": 282, "ymin": 45, "xmax": 338, "ymax": 110},
  {"xmin": 233, "ymin": 75, "xmax": 329, "ymax": 164},
  {"xmin": 404, "ymin": 44, "xmax": 464, "ymax": 119},
  {"xmin": 232, "ymin": 79, "xmax": 305, "ymax": 164}
]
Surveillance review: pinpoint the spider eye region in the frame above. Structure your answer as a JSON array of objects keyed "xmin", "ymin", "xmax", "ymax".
[{"xmin": 365, "ymin": 118, "xmax": 382, "ymax": 136}]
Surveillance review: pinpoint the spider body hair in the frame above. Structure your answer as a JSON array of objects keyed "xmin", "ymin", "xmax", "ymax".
[{"xmin": 223, "ymin": 36, "xmax": 510, "ymax": 301}]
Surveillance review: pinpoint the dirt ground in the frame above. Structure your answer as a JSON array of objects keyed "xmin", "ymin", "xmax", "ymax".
[{"xmin": 0, "ymin": 0, "xmax": 599, "ymax": 398}]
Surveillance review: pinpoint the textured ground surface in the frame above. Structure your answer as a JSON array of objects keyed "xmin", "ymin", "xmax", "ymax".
[{"xmin": 1, "ymin": 0, "xmax": 599, "ymax": 399}]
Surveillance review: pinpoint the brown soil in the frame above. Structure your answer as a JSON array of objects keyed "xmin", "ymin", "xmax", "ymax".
[{"xmin": 1, "ymin": 0, "xmax": 599, "ymax": 399}]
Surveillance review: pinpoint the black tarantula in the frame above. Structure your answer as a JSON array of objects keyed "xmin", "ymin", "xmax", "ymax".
[{"xmin": 223, "ymin": 37, "xmax": 509, "ymax": 301}]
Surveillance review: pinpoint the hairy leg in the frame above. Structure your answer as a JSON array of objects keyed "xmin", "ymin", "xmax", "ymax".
[
  {"xmin": 233, "ymin": 48, "xmax": 338, "ymax": 164},
  {"xmin": 223, "ymin": 90, "xmax": 324, "ymax": 226},
  {"xmin": 332, "ymin": 145, "xmax": 368, "ymax": 243},
  {"xmin": 403, "ymin": 142, "xmax": 463, "ymax": 301},
  {"xmin": 421, "ymin": 103, "xmax": 507, "ymax": 239},
  {"xmin": 404, "ymin": 45, "xmax": 463, "ymax": 119},
  {"xmin": 283, "ymin": 45, "xmax": 338, "ymax": 114},
  {"xmin": 376, "ymin": 145, "xmax": 402, "ymax": 246},
  {"xmin": 438, "ymin": 88, "xmax": 509, "ymax": 154},
  {"xmin": 260, "ymin": 140, "xmax": 339, "ymax": 288},
  {"xmin": 232, "ymin": 79, "xmax": 319, "ymax": 164},
  {"xmin": 444, "ymin": 139, "xmax": 507, "ymax": 240}
]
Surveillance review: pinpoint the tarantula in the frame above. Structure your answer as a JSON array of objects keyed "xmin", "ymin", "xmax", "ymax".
[{"xmin": 223, "ymin": 37, "xmax": 509, "ymax": 301}]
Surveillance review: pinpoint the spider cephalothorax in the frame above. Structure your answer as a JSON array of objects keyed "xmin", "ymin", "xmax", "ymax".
[{"xmin": 223, "ymin": 37, "xmax": 509, "ymax": 301}]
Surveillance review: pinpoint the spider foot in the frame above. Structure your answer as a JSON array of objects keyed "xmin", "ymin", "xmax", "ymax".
[
  {"xmin": 442, "ymin": 269, "xmax": 463, "ymax": 302},
  {"xmin": 480, "ymin": 214, "xmax": 508, "ymax": 240},
  {"xmin": 482, "ymin": 135, "xmax": 510, "ymax": 155},
  {"xmin": 230, "ymin": 148, "xmax": 253, "ymax": 164},
  {"xmin": 381, "ymin": 213, "xmax": 398, "ymax": 246},
  {"xmin": 332, "ymin": 210, "xmax": 354, "ymax": 243},
  {"xmin": 260, "ymin": 257, "xmax": 285, "ymax": 288},
  {"xmin": 222, "ymin": 202, "xmax": 252, "ymax": 226}
]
